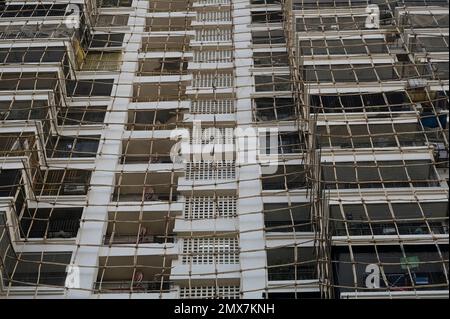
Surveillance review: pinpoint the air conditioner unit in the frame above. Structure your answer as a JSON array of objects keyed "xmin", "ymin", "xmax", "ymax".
[{"xmin": 365, "ymin": 5, "xmax": 380, "ymax": 29}]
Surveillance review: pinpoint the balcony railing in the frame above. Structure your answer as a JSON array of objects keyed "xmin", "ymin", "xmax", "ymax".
[
  {"xmin": 197, "ymin": 11, "xmax": 231, "ymax": 22},
  {"xmin": 195, "ymin": 29, "xmax": 232, "ymax": 42},
  {"xmin": 94, "ymin": 280, "xmax": 173, "ymax": 293},
  {"xmin": 104, "ymin": 234, "xmax": 175, "ymax": 245},
  {"xmin": 192, "ymin": 73, "xmax": 233, "ymax": 88},
  {"xmin": 112, "ymin": 193, "xmax": 178, "ymax": 202},
  {"xmin": 196, "ymin": 0, "xmax": 230, "ymax": 4},
  {"xmin": 22, "ymin": 219, "xmax": 80, "ymax": 239}
]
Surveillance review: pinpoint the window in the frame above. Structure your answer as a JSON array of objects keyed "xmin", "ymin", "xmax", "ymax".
[
  {"xmin": 309, "ymin": 92, "xmax": 412, "ymax": 114},
  {"xmin": 332, "ymin": 244, "xmax": 449, "ymax": 294},
  {"xmin": 0, "ymin": 47, "xmax": 65, "ymax": 64},
  {"xmin": 322, "ymin": 161, "xmax": 440, "ymax": 189},
  {"xmin": 0, "ymin": 169, "xmax": 21, "ymax": 197},
  {"xmin": 299, "ymin": 38, "xmax": 389, "ymax": 55},
  {"xmin": 66, "ymin": 79, "xmax": 114, "ymax": 97},
  {"xmin": 253, "ymin": 51, "xmax": 289, "ymax": 67},
  {"xmin": 57, "ymin": 106, "xmax": 107, "ymax": 125},
  {"xmin": 330, "ymin": 202, "xmax": 448, "ymax": 237},
  {"xmin": 262, "ymin": 165, "xmax": 306, "ymax": 190},
  {"xmin": 264, "ymin": 203, "xmax": 312, "ymax": 233},
  {"xmin": 95, "ymin": 15, "xmax": 129, "ymax": 27},
  {"xmin": 0, "ymin": 72, "xmax": 59, "ymax": 91},
  {"xmin": 0, "ymin": 99, "xmax": 49, "ymax": 121},
  {"xmin": 254, "ymin": 97, "xmax": 296, "ymax": 121},
  {"xmin": 251, "ymin": 0, "xmax": 281, "ymax": 4},
  {"xmin": 296, "ymin": 15, "xmax": 368, "ymax": 32},
  {"xmin": 251, "ymin": 11, "xmax": 283, "ymax": 24},
  {"xmin": 89, "ymin": 34, "xmax": 124, "ymax": 48},
  {"xmin": 304, "ymin": 64, "xmax": 400, "ymax": 83},
  {"xmin": 19, "ymin": 208, "xmax": 83, "ymax": 239},
  {"xmin": 0, "ymin": 4, "xmax": 69, "ymax": 18},
  {"xmin": 267, "ymin": 247, "xmax": 316, "ymax": 281},
  {"xmin": 96, "ymin": 0, "xmax": 132, "ymax": 7},
  {"xmin": 255, "ymin": 74, "xmax": 291, "ymax": 92},
  {"xmin": 47, "ymin": 135, "xmax": 100, "ymax": 158},
  {"xmin": 252, "ymin": 30, "xmax": 285, "ymax": 45},
  {"xmin": 81, "ymin": 52, "xmax": 122, "ymax": 71},
  {"xmin": 5, "ymin": 252, "xmax": 72, "ymax": 287}
]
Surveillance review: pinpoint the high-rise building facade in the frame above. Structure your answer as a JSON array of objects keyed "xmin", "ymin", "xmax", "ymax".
[{"xmin": 0, "ymin": 0, "xmax": 448, "ymax": 299}]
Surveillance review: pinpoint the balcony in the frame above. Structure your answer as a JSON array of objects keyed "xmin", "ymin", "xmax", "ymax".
[
  {"xmin": 145, "ymin": 17, "xmax": 192, "ymax": 32},
  {"xmin": 104, "ymin": 211, "xmax": 175, "ymax": 245},
  {"xmin": 126, "ymin": 109, "xmax": 186, "ymax": 130},
  {"xmin": 94, "ymin": 280, "xmax": 173, "ymax": 293},
  {"xmin": 148, "ymin": 0, "xmax": 193, "ymax": 12},
  {"xmin": 80, "ymin": 52, "xmax": 122, "ymax": 72},
  {"xmin": 120, "ymin": 139, "xmax": 176, "ymax": 164},
  {"xmin": 254, "ymin": 97, "xmax": 296, "ymax": 122},
  {"xmin": 137, "ymin": 58, "xmax": 188, "ymax": 76},
  {"xmin": 112, "ymin": 172, "xmax": 180, "ymax": 202},
  {"xmin": 133, "ymin": 82, "xmax": 187, "ymax": 103},
  {"xmin": 19, "ymin": 207, "xmax": 82, "ymax": 239},
  {"xmin": 33, "ymin": 170, "xmax": 91, "ymax": 196},
  {"xmin": 95, "ymin": 255, "xmax": 173, "ymax": 294},
  {"xmin": 190, "ymin": 70, "xmax": 234, "ymax": 94},
  {"xmin": 141, "ymin": 36, "xmax": 190, "ymax": 53},
  {"xmin": 97, "ymin": 0, "xmax": 132, "ymax": 8}
]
